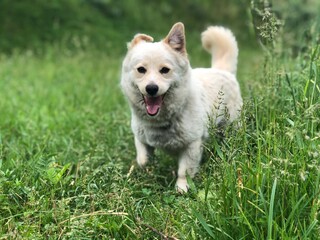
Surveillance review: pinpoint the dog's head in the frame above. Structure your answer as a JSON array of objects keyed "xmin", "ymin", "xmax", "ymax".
[{"xmin": 121, "ymin": 22, "xmax": 191, "ymax": 118}]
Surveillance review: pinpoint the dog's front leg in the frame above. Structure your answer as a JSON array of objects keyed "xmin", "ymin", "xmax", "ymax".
[
  {"xmin": 134, "ymin": 136, "xmax": 154, "ymax": 167},
  {"xmin": 176, "ymin": 139, "xmax": 203, "ymax": 192}
]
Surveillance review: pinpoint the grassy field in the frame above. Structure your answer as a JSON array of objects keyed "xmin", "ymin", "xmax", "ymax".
[{"xmin": 1, "ymin": 14, "xmax": 320, "ymax": 240}]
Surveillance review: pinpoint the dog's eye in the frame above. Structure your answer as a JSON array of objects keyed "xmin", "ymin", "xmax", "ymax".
[
  {"xmin": 160, "ymin": 67, "xmax": 170, "ymax": 74},
  {"xmin": 137, "ymin": 67, "xmax": 147, "ymax": 74}
]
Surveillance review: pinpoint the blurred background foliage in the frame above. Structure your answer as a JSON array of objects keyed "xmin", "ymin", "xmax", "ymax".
[{"xmin": 0, "ymin": 0, "xmax": 319, "ymax": 55}]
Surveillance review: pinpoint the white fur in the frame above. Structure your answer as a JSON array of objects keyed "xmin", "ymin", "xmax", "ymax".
[{"xmin": 121, "ymin": 23, "xmax": 243, "ymax": 192}]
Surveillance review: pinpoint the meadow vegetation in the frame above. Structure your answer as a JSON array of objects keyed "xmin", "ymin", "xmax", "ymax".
[{"xmin": 0, "ymin": 0, "xmax": 319, "ymax": 239}]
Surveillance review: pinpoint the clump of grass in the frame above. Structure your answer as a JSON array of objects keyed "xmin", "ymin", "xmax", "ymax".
[
  {"xmin": 198, "ymin": 22, "xmax": 320, "ymax": 240},
  {"xmin": 250, "ymin": 0, "xmax": 282, "ymax": 49}
]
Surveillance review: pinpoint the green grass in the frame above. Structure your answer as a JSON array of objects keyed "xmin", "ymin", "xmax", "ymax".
[{"xmin": 0, "ymin": 33, "xmax": 320, "ymax": 239}]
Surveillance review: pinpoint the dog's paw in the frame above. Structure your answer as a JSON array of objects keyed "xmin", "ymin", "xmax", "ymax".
[
  {"xmin": 136, "ymin": 156, "xmax": 148, "ymax": 168},
  {"xmin": 175, "ymin": 177, "xmax": 189, "ymax": 193}
]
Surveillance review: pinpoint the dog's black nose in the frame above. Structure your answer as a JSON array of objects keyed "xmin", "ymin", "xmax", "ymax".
[{"xmin": 145, "ymin": 84, "xmax": 159, "ymax": 96}]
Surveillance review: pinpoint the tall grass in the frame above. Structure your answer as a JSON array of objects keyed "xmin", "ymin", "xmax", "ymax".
[
  {"xmin": 0, "ymin": 2, "xmax": 320, "ymax": 239},
  {"xmin": 200, "ymin": 36, "xmax": 320, "ymax": 239}
]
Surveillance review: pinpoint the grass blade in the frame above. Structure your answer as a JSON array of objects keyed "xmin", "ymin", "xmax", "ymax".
[
  {"xmin": 285, "ymin": 73, "xmax": 298, "ymax": 114},
  {"xmin": 267, "ymin": 178, "xmax": 277, "ymax": 240},
  {"xmin": 303, "ymin": 219, "xmax": 318, "ymax": 238},
  {"xmin": 191, "ymin": 207, "xmax": 215, "ymax": 238}
]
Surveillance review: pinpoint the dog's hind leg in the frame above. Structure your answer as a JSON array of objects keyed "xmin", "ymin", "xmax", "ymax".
[
  {"xmin": 134, "ymin": 136, "xmax": 154, "ymax": 167},
  {"xmin": 176, "ymin": 139, "xmax": 203, "ymax": 193}
]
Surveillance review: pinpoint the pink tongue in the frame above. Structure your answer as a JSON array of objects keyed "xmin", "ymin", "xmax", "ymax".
[{"xmin": 144, "ymin": 96, "xmax": 162, "ymax": 116}]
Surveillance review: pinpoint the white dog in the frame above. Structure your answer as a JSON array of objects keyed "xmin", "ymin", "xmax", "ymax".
[{"xmin": 121, "ymin": 22, "xmax": 242, "ymax": 192}]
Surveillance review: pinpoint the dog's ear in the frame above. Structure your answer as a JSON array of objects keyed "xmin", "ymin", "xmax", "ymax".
[
  {"xmin": 127, "ymin": 34, "xmax": 154, "ymax": 50},
  {"xmin": 164, "ymin": 22, "xmax": 186, "ymax": 54}
]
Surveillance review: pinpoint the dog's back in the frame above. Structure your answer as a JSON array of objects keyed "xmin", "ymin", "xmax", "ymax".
[{"xmin": 192, "ymin": 26, "xmax": 242, "ymax": 125}]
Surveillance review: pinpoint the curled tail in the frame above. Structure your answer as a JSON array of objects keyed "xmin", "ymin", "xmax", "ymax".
[{"xmin": 201, "ymin": 26, "xmax": 238, "ymax": 75}]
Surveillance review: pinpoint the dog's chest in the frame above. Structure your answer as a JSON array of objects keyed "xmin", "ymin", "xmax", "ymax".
[{"xmin": 139, "ymin": 121, "xmax": 188, "ymax": 151}]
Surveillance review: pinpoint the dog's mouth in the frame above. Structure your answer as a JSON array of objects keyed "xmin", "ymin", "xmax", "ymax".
[{"xmin": 143, "ymin": 95, "xmax": 165, "ymax": 116}]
